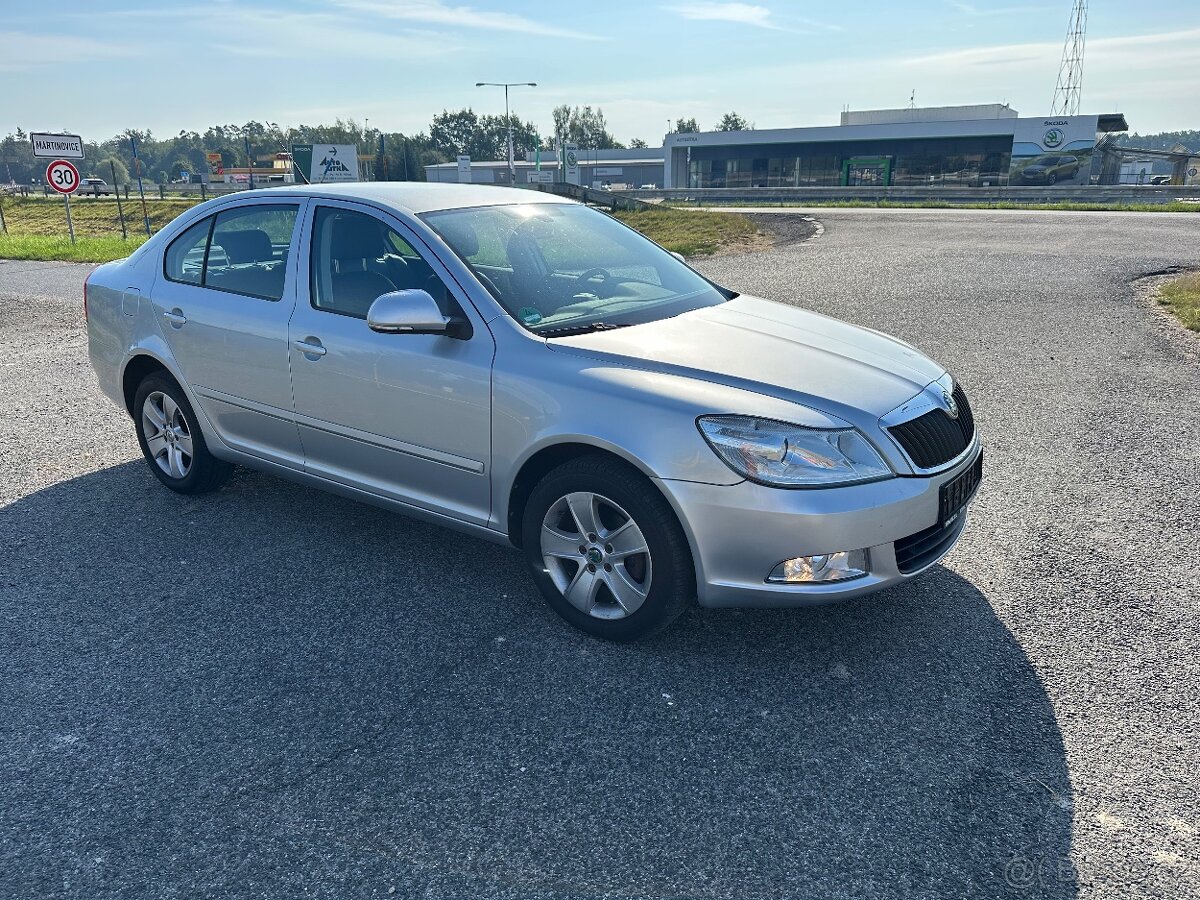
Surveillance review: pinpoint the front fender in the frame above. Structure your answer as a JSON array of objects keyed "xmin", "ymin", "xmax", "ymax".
[{"xmin": 489, "ymin": 347, "xmax": 849, "ymax": 532}]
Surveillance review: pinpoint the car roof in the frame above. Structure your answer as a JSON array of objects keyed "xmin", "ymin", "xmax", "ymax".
[{"xmin": 225, "ymin": 182, "xmax": 575, "ymax": 215}]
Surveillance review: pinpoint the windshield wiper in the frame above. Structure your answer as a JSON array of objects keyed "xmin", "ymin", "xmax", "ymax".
[{"xmin": 538, "ymin": 321, "xmax": 631, "ymax": 337}]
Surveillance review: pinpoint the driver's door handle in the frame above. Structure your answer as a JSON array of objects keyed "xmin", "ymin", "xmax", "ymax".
[
  {"xmin": 293, "ymin": 338, "xmax": 327, "ymax": 357},
  {"xmin": 162, "ymin": 309, "xmax": 187, "ymax": 327}
]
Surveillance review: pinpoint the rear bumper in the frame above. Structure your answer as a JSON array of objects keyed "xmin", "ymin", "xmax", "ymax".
[{"xmin": 657, "ymin": 443, "xmax": 980, "ymax": 608}]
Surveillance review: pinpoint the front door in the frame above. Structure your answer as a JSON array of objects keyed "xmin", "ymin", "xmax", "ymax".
[
  {"xmin": 288, "ymin": 201, "xmax": 495, "ymax": 526},
  {"xmin": 151, "ymin": 200, "xmax": 305, "ymax": 467}
]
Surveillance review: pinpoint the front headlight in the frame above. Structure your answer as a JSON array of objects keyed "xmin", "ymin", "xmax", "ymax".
[{"xmin": 697, "ymin": 415, "xmax": 892, "ymax": 487}]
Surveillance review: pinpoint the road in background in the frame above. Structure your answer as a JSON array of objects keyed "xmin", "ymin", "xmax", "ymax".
[{"xmin": 1, "ymin": 209, "xmax": 1198, "ymax": 899}]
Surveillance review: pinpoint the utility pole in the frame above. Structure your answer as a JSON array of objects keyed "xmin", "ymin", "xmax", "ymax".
[{"xmin": 476, "ymin": 81, "xmax": 536, "ymax": 184}]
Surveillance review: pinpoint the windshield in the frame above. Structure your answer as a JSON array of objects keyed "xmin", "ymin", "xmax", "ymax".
[{"xmin": 422, "ymin": 203, "xmax": 730, "ymax": 335}]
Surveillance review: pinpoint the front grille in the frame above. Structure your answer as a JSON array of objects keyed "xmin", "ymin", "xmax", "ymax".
[
  {"xmin": 888, "ymin": 383, "xmax": 975, "ymax": 469},
  {"xmin": 894, "ymin": 518, "xmax": 964, "ymax": 574}
]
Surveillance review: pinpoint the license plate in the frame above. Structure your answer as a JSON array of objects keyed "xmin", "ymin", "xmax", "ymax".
[{"xmin": 939, "ymin": 449, "xmax": 983, "ymax": 526}]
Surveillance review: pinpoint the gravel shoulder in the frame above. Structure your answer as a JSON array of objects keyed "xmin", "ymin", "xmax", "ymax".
[{"xmin": 1, "ymin": 211, "xmax": 1198, "ymax": 899}]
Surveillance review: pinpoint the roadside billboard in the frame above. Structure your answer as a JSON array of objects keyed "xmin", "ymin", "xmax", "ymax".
[
  {"xmin": 291, "ymin": 144, "xmax": 359, "ymax": 183},
  {"xmin": 206, "ymin": 152, "xmax": 223, "ymax": 177},
  {"xmin": 1009, "ymin": 116, "xmax": 1098, "ymax": 186},
  {"xmin": 457, "ymin": 155, "xmax": 472, "ymax": 183}
]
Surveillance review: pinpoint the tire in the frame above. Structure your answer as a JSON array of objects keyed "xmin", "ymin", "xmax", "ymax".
[
  {"xmin": 133, "ymin": 372, "xmax": 232, "ymax": 494},
  {"xmin": 1047, "ymin": 172, "xmax": 1058, "ymax": 185},
  {"xmin": 521, "ymin": 454, "xmax": 694, "ymax": 641}
]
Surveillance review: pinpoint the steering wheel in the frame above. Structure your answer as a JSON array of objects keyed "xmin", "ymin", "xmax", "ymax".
[{"xmin": 574, "ymin": 267, "xmax": 613, "ymax": 292}]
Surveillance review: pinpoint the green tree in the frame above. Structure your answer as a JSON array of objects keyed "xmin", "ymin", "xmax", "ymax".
[
  {"xmin": 551, "ymin": 105, "xmax": 622, "ymax": 149},
  {"xmin": 672, "ymin": 117, "xmax": 701, "ymax": 134},
  {"xmin": 90, "ymin": 156, "xmax": 130, "ymax": 186},
  {"xmin": 715, "ymin": 111, "xmax": 753, "ymax": 131},
  {"xmin": 430, "ymin": 109, "xmax": 480, "ymax": 157},
  {"xmin": 1114, "ymin": 130, "xmax": 1200, "ymax": 152},
  {"xmin": 628, "ymin": 137, "xmax": 649, "ymax": 149}
]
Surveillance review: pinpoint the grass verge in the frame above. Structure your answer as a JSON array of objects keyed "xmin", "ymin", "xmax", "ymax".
[
  {"xmin": 612, "ymin": 207, "xmax": 760, "ymax": 255},
  {"xmin": 1, "ymin": 196, "xmax": 201, "ymax": 239},
  {"xmin": 0, "ymin": 233, "xmax": 149, "ymax": 264},
  {"xmin": 667, "ymin": 198, "xmax": 1200, "ymax": 213},
  {"xmin": 1157, "ymin": 273, "xmax": 1200, "ymax": 332},
  {"xmin": 0, "ymin": 197, "xmax": 761, "ymax": 263}
]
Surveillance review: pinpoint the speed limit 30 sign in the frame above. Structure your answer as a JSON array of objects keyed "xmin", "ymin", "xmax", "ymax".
[{"xmin": 46, "ymin": 159, "xmax": 80, "ymax": 194}]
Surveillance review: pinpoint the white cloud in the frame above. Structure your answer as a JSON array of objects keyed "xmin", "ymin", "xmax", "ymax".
[
  {"xmin": 665, "ymin": 2, "xmax": 781, "ymax": 29},
  {"xmin": 944, "ymin": 1, "xmax": 1054, "ymax": 16},
  {"xmin": 330, "ymin": 0, "xmax": 603, "ymax": 40},
  {"xmin": 0, "ymin": 31, "xmax": 134, "ymax": 72},
  {"xmin": 663, "ymin": 2, "xmax": 840, "ymax": 33}
]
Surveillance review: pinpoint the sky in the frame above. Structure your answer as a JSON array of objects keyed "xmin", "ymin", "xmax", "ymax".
[{"xmin": 5, "ymin": 0, "xmax": 1198, "ymax": 144}]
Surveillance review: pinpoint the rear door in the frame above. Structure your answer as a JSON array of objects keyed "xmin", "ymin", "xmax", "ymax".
[{"xmin": 151, "ymin": 199, "xmax": 306, "ymax": 467}]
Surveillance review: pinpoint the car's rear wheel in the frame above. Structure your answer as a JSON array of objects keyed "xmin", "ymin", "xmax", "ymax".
[
  {"xmin": 1047, "ymin": 172, "xmax": 1058, "ymax": 184},
  {"xmin": 133, "ymin": 372, "xmax": 231, "ymax": 494},
  {"xmin": 521, "ymin": 454, "xmax": 693, "ymax": 641}
]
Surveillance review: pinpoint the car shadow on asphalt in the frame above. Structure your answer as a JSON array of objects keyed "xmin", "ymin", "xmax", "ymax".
[{"xmin": 1, "ymin": 462, "xmax": 1076, "ymax": 900}]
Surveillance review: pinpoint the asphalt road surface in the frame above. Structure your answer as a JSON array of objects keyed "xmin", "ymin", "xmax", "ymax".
[{"xmin": 1, "ymin": 209, "xmax": 1198, "ymax": 899}]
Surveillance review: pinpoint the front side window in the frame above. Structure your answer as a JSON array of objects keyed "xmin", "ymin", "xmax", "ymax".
[
  {"xmin": 163, "ymin": 216, "xmax": 212, "ymax": 285},
  {"xmin": 310, "ymin": 207, "xmax": 461, "ymax": 320},
  {"xmin": 204, "ymin": 204, "xmax": 298, "ymax": 301},
  {"xmin": 422, "ymin": 203, "xmax": 730, "ymax": 335}
]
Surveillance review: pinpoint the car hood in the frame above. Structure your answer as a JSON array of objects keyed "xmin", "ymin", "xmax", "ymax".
[{"xmin": 547, "ymin": 295, "xmax": 943, "ymax": 421}]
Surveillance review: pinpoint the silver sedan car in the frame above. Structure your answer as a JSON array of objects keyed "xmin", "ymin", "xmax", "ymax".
[{"xmin": 86, "ymin": 184, "xmax": 981, "ymax": 640}]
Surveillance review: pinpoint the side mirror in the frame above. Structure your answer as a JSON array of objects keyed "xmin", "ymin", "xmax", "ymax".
[{"xmin": 367, "ymin": 289, "xmax": 468, "ymax": 338}]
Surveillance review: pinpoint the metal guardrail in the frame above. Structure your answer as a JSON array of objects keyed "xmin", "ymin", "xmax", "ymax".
[
  {"xmin": 522, "ymin": 182, "xmax": 654, "ymax": 211},
  {"xmin": 620, "ymin": 185, "xmax": 1200, "ymax": 206}
]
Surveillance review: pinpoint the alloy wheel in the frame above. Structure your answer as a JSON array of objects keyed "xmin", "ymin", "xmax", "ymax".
[
  {"xmin": 540, "ymin": 491, "xmax": 653, "ymax": 620},
  {"xmin": 142, "ymin": 391, "xmax": 194, "ymax": 479}
]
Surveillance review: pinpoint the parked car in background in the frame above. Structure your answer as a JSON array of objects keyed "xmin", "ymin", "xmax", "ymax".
[
  {"xmin": 75, "ymin": 178, "xmax": 111, "ymax": 196},
  {"xmin": 85, "ymin": 184, "xmax": 982, "ymax": 640},
  {"xmin": 1017, "ymin": 155, "xmax": 1081, "ymax": 184}
]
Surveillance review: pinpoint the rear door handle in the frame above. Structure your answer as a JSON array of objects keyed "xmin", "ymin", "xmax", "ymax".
[
  {"xmin": 163, "ymin": 309, "xmax": 187, "ymax": 327},
  {"xmin": 293, "ymin": 338, "xmax": 327, "ymax": 357}
]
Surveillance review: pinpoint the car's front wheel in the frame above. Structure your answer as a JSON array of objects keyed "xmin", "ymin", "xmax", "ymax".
[
  {"xmin": 521, "ymin": 454, "xmax": 694, "ymax": 641},
  {"xmin": 133, "ymin": 372, "xmax": 232, "ymax": 494}
]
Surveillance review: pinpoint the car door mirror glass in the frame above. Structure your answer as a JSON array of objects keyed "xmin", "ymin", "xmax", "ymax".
[{"xmin": 367, "ymin": 289, "xmax": 451, "ymax": 335}]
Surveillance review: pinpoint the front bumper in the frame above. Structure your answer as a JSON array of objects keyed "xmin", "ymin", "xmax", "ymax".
[{"xmin": 657, "ymin": 443, "xmax": 980, "ymax": 608}]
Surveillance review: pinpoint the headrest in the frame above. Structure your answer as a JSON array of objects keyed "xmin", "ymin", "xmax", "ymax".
[
  {"xmin": 330, "ymin": 214, "xmax": 386, "ymax": 261},
  {"xmin": 213, "ymin": 229, "xmax": 272, "ymax": 264}
]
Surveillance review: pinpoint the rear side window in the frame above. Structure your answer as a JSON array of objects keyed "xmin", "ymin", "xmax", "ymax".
[
  {"xmin": 206, "ymin": 205, "xmax": 298, "ymax": 301},
  {"xmin": 163, "ymin": 204, "xmax": 298, "ymax": 300},
  {"xmin": 164, "ymin": 217, "xmax": 212, "ymax": 285}
]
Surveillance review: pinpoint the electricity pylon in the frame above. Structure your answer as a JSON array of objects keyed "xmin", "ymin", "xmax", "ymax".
[{"xmin": 1051, "ymin": 0, "xmax": 1087, "ymax": 116}]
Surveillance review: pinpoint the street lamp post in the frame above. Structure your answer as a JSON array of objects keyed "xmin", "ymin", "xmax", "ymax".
[{"xmin": 476, "ymin": 81, "xmax": 536, "ymax": 184}]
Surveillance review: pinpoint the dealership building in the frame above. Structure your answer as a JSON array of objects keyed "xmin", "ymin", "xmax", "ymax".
[
  {"xmin": 425, "ymin": 148, "xmax": 665, "ymax": 189},
  {"xmin": 421, "ymin": 105, "xmax": 1200, "ymax": 190},
  {"xmin": 664, "ymin": 104, "xmax": 1129, "ymax": 188}
]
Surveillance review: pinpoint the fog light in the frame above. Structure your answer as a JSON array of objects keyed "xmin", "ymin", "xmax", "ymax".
[{"xmin": 768, "ymin": 550, "xmax": 868, "ymax": 584}]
